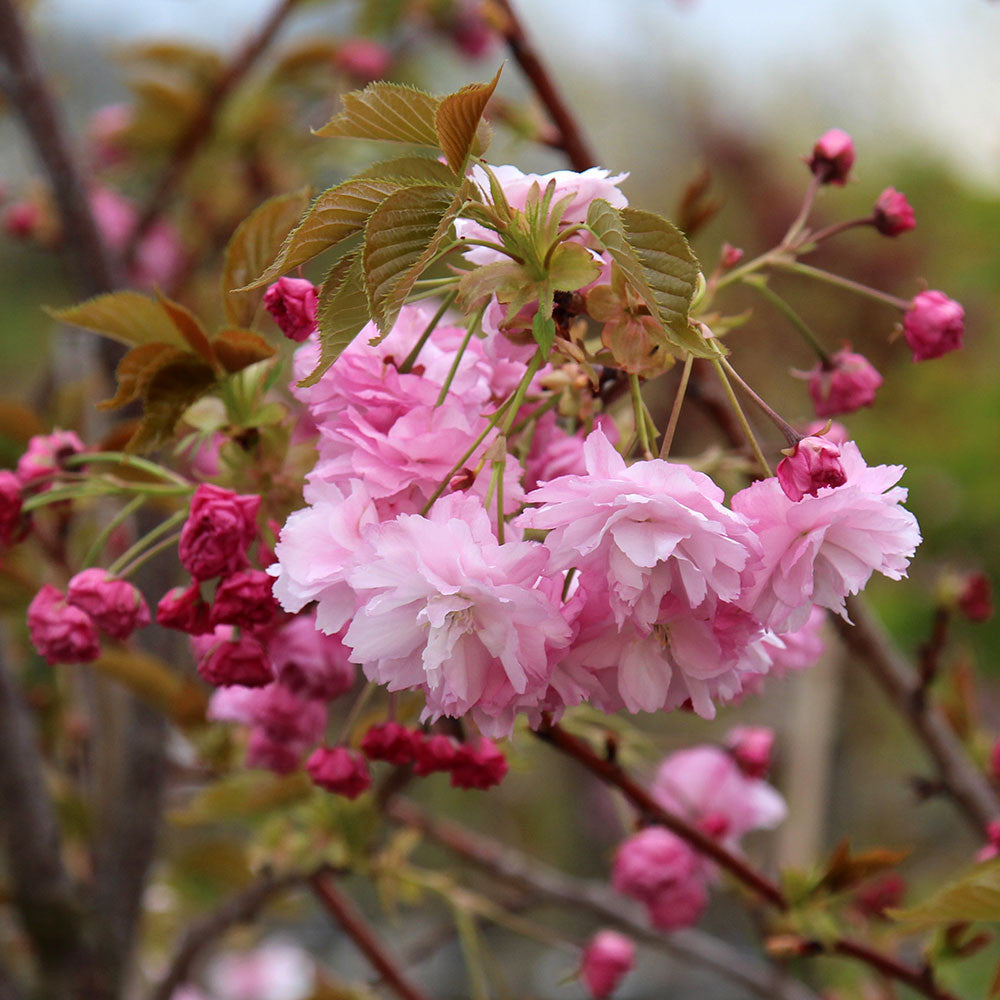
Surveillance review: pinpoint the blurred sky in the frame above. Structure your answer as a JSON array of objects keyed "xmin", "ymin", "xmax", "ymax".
[{"xmin": 37, "ymin": 0, "xmax": 1000, "ymax": 191}]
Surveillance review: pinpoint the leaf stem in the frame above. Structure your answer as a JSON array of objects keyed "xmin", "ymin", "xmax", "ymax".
[{"xmin": 710, "ymin": 359, "xmax": 772, "ymax": 476}]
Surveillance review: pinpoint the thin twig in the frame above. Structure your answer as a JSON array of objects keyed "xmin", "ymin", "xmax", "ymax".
[
  {"xmin": 150, "ymin": 871, "xmax": 304, "ymax": 1000},
  {"xmin": 124, "ymin": 0, "xmax": 299, "ymax": 263},
  {"xmin": 493, "ymin": 0, "xmax": 598, "ymax": 172},
  {"xmin": 309, "ymin": 870, "xmax": 432, "ymax": 1000},
  {"xmin": 834, "ymin": 596, "xmax": 1000, "ymax": 835},
  {"xmin": 386, "ymin": 798, "xmax": 821, "ymax": 1000}
]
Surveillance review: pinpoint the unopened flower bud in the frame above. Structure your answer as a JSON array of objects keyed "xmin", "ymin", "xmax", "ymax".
[
  {"xmin": 3, "ymin": 201, "xmax": 41, "ymax": 239},
  {"xmin": 178, "ymin": 484, "xmax": 260, "ymax": 581},
  {"xmin": 807, "ymin": 129, "xmax": 855, "ymax": 185},
  {"xmin": 958, "ymin": 573, "xmax": 992, "ymax": 623},
  {"xmin": 903, "ymin": 290, "xmax": 964, "ymax": 362},
  {"xmin": 194, "ymin": 626, "xmax": 273, "ymax": 688},
  {"xmin": 412, "ymin": 732, "xmax": 459, "ymax": 776},
  {"xmin": 807, "ymin": 348, "xmax": 882, "ymax": 417},
  {"xmin": 67, "ymin": 568, "xmax": 150, "ymax": 640},
  {"xmin": 449, "ymin": 739, "xmax": 509, "ymax": 790},
  {"xmin": 873, "ymin": 187, "xmax": 915, "ymax": 236},
  {"xmin": 361, "ymin": 721, "xmax": 418, "ymax": 765},
  {"xmin": 16, "ymin": 429, "xmax": 86, "ymax": 486},
  {"xmin": 776, "ymin": 436, "xmax": 847, "ymax": 502},
  {"xmin": 306, "ymin": 746, "xmax": 371, "ymax": 799},
  {"xmin": 334, "ymin": 38, "xmax": 392, "ymax": 83},
  {"xmin": 448, "ymin": 468, "xmax": 477, "ymax": 492},
  {"xmin": 263, "ymin": 277, "xmax": 318, "ymax": 343},
  {"xmin": 211, "ymin": 568, "xmax": 278, "ymax": 629},
  {"xmin": 580, "ymin": 930, "xmax": 635, "ymax": 999},
  {"xmin": 0, "ymin": 471, "xmax": 23, "ymax": 548},
  {"xmin": 720, "ymin": 243, "xmax": 744, "ymax": 268},
  {"xmin": 726, "ymin": 725, "xmax": 775, "ymax": 779},
  {"xmin": 853, "ymin": 872, "xmax": 906, "ymax": 920},
  {"xmin": 977, "ymin": 820, "xmax": 1000, "ymax": 862},
  {"xmin": 156, "ymin": 583, "xmax": 213, "ymax": 635},
  {"xmin": 27, "ymin": 584, "xmax": 100, "ymax": 664}
]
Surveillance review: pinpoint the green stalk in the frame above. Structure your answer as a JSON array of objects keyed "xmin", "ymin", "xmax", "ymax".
[
  {"xmin": 107, "ymin": 509, "xmax": 187, "ymax": 576},
  {"xmin": 747, "ymin": 279, "xmax": 831, "ymax": 365},
  {"xmin": 81, "ymin": 494, "xmax": 145, "ymax": 569},
  {"xmin": 659, "ymin": 353, "xmax": 693, "ymax": 459},
  {"xmin": 629, "ymin": 373, "xmax": 652, "ymax": 459},
  {"xmin": 64, "ymin": 451, "xmax": 191, "ymax": 486},
  {"xmin": 400, "ymin": 290, "xmax": 458, "ymax": 374},
  {"xmin": 776, "ymin": 259, "xmax": 911, "ymax": 310},
  {"xmin": 435, "ymin": 304, "xmax": 484, "ymax": 407},
  {"xmin": 114, "ymin": 530, "xmax": 183, "ymax": 580},
  {"xmin": 711, "ymin": 359, "xmax": 772, "ymax": 477},
  {"xmin": 334, "ymin": 681, "xmax": 377, "ymax": 746}
]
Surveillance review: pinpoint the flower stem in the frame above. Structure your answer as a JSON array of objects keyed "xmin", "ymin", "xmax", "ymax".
[
  {"xmin": 776, "ymin": 260, "xmax": 911, "ymax": 310},
  {"xmin": 82, "ymin": 494, "xmax": 145, "ymax": 569},
  {"xmin": 710, "ymin": 359, "xmax": 772, "ymax": 476},
  {"xmin": 720, "ymin": 358, "xmax": 800, "ymax": 448},
  {"xmin": 400, "ymin": 290, "xmax": 458, "ymax": 375},
  {"xmin": 745, "ymin": 279, "xmax": 831, "ymax": 366},
  {"xmin": 779, "ymin": 172, "xmax": 822, "ymax": 250},
  {"xmin": 659, "ymin": 354, "xmax": 693, "ymax": 459},
  {"xmin": 435, "ymin": 304, "xmax": 484, "ymax": 407},
  {"xmin": 63, "ymin": 451, "xmax": 192, "ymax": 487},
  {"xmin": 629, "ymin": 374, "xmax": 653, "ymax": 459},
  {"xmin": 113, "ymin": 530, "xmax": 183, "ymax": 580},
  {"xmin": 107, "ymin": 510, "xmax": 187, "ymax": 576},
  {"xmin": 334, "ymin": 681, "xmax": 377, "ymax": 747}
]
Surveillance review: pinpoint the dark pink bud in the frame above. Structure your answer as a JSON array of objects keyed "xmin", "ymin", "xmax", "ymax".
[
  {"xmin": 449, "ymin": 0, "xmax": 496, "ymax": 59},
  {"xmin": 67, "ymin": 568, "xmax": 150, "ymax": 640},
  {"xmin": 853, "ymin": 872, "xmax": 906, "ymax": 920},
  {"xmin": 611, "ymin": 827, "xmax": 699, "ymax": 904},
  {"xmin": 156, "ymin": 583, "xmax": 213, "ymax": 635},
  {"xmin": 977, "ymin": 821, "xmax": 1000, "ymax": 862},
  {"xmin": 306, "ymin": 746, "xmax": 372, "ymax": 799},
  {"xmin": 16, "ymin": 429, "xmax": 85, "ymax": 486},
  {"xmin": 27, "ymin": 584, "xmax": 101, "ymax": 664},
  {"xmin": 448, "ymin": 468, "xmax": 477, "ymax": 492},
  {"xmin": 958, "ymin": 573, "xmax": 992, "ymax": 623},
  {"xmin": 807, "ymin": 128, "xmax": 855, "ymax": 185},
  {"xmin": 178, "ymin": 484, "xmax": 260, "ymax": 581},
  {"xmin": 449, "ymin": 738, "xmax": 509, "ymax": 790},
  {"xmin": 194, "ymin": 626, "xmax": 273, "ymax": 688},
  {"xmin": 250, "ymin": 682, "xmax": 327, "ymax": 745},
  {"xmin": 903, "ymin": 290, "xmax": 964, "ymax": 362},
  {"xmin": 580, "ymin": 930, "xmax": 635, "ymax": 999},
  {"xmin": 334, "ymin": 38, "xmax": 393, "ymax": 83},
  {"xmin": 3, "ymin": 201, "xmax": 41, "ymax": 239},
  {"xmin": 720, "ymin": 243, "xmax": 744, "ymax": 268},
  {"xmin": 263, "ymin": 277, "xmax": 318, "ymax": 343},
  {"xmin": 776, "ymin": 435, "xmax": 847, "ymax": 502},
  {"xmin": 0, "ymin": 471, "xmax": 24, "ymax": 548},
  {"xmin": 873, "ymin": 187, "xmax": 915, "ymax": 236},
  {"xmin": 726, "ymin": 726, "xmax": 775, "ymax": 779},
  {"xmin": 412, "ymin": 732, "xmax": 459, "ymax": 776},
  {"xmin": 210, "ymin": 568, "xmax": 278, "ymax": 629},
  {"xmin": 246, "ymin": 729, "xmax": 302, "ymax": 775},
  {"xmin": 361, "ymin": 721, "xmax": 419, "ymax": 765},
  {"xmin": 807, "ymin": 348, "xmax": 883, "ymax": 418},
  {"xmin": 645, "ymin": 878, "xmax": 709, "ymax": 931}
]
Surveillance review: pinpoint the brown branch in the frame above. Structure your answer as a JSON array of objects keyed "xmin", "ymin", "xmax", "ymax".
[
  {"xmin": 150, "ymin": 871, "xmax": 303, "ymax": 1000},
  {"xmin": 533, "ymin": 718, "xmax": 962, "ymax": 1000},
  {"xmin": 308, "ymin": 871, "xmax": 432, "ymax": 1000},
  {"xmin": 834, "ymin": 596, "xmax": 1000, "ymax": 835},
  {"xmin": 0, "ymin": 0, "xmax": 116, "ymax": 297},
  {"xmin": 124, "ymin": 0, "xmax": 298, "ymax": 263},
  {"xmin": 493, "ymin": 0, "xmax": 599, "ymax": 172},
  {"xmin": 0, "ymin": 958, "xmax": 25, "ymax": 1000},
  {"xmin": 386, "ymin": 798, "xmax": 821, "ymax": 1000}
]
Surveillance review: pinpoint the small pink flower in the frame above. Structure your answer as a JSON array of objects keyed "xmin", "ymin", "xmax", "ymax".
[
  {"xmin": 211, "ymin": 569, "xmax": 279, "ymax": 629},
  {"xmin": 873, "ymin": 187, "xmax": 915, "ymax": 236},
  {"xmin": 179, "ymin": 484, "xmax": 260, "ymax": 581},
  {"xmin": 807, "ymin": 348, "xmax": 883, "ymax": 418},
  {"xmin": 268, "ymin": 613, "xmax": 356, "ymax": 700},
  {"xmin": 645, "ymin": 877, "xmax": 710, "ymax": 931},
  {"xmin": 958, "ymin": 573, "xmax": 992, "ymax": 623},
  {"xmin": 721, "ymin": 243, "xmax": 744, "ymax": 268},
  {"xmin": 17, "ymin": 429, "xmax": 85, "ymax": 486},
  {"xmin": 334, "ymin": 38, "xmax": 392, "ymax": 82},
  {"xmin": 263, "ymin": 277, "xmax": 318, "ymax": 343},
  {"xmin": 903, "ymin": 290, "xmax": 964, "ymax": 361},
  {"xmin": 193, "ymin": 626, "xmax": 273, "ymax": 688},
  {"xmin": 306, "ymin": 746, "xmax": 371, "ymax": 798},
  {"xmin": 413, "ymin": 733, "xmax": 460, "ymax": 776},
  {"xmin": 807, "ymin": 128, "xmax": 855, "ymax": 185},
  {"xmin": 361, "ymin": 722, "xmax": 419, "ymax": 765},
  {"xmin": 67, "ymin": 568, "xmax": 150, "ymax": 640},
  {"xmin": 449, "ymin": 739, "xmax": 509, "ymax": 790},
  {"xmin": 776, "ymin": 435, "xmax": 847, "ymax": 502},
  {"xmin": 611, "ymin": 826, "xmax": 700, "ymax": 905},
  {"xmin": 580, "ymin": 930, "xmax": 635, "ymax": 999},
  {"xmin": 27, "ymin": 584, "xmax": 100, "ymax": 664},
  {"xmin": 156, "ymin": 583, "xmax": 213, "ymax": 635},
  {"xmin": 0, "ymin": 471, "xmax": 23, "ymax": 547},
  {"xmin": 726, "ymin": 726, "xmax": 775, "ymax": 779}
]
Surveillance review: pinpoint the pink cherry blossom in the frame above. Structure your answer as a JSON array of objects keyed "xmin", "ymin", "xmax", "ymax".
[
  {"xmin": 306, "ymin": 746, "xmax": 371, "ymax": 798},
  {"xmin": 734, "ymin": 441, "xmax": 920, "ymax": 632},
  {"xmin": 179, "ymin": 484, "xmax": 260, "ymax": 582},
  {"xmin": 263, "ymin": 277, "xmax": 318, "ymax": 342},
  {"xmin": 580, "ymin": 930, "xmax": 635, "ymax": 999},
  {"xmin": 27, "ymin": 584, "xmax": 100, "ymax": 664},
  {"xmin": 807, "ymin": 348, "xmax": 883, "ymax": 418},
  {"xmin": 776, "ymin": 435, "xmax": 847, "ymax": 502},
  {"xmin": 17, "ymin": 429, "xmax": 85, "ymax": 486},
  {"xmin": 343, "ymin": 493, "xmax": 571, "ymax": 736},
  {"xmin": 726, "ymin": 726, "xmax": 775, "ymax": 779},
  {"xmin": 611, "ymin": 826, "xmax": 701, "ymax": 904},
  {"xmin": 206, "ymin": 939, "xmax": 315, "ymax": 1000},
  {"xmin": 268, "ymin": 613, "xmax": 356, "ymax": 700},
  {"xmin": 67, "ymin": 568, "xmax": 150, "ymax": 640},
  {"xmin": 903, "ymin": 290, "xmax": 965, "ymax": 361}
]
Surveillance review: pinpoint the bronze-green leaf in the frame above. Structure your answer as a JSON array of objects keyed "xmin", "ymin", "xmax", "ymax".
[
  {"xmin": 222, "ymin": 186, "xmax": 312, "ymax": 326},
  {"xmin": 47, "ymin": 291, "xmax": 189, "ymax": 350},
  {"xmin": 314, "ymin": 81, "xmax": 441, "ymax": 146},
  {"xmin": 890, "ymin": 858, "xmax": 1000, "ymax": 928},
  {"xmin": 128, "ymin": 355, "xmax": 217, "ymax": 453},
  {"xmin": 212, "ymin": 329, "xmax": 277, "ymax": 373},
  {"xmin": 356, "ymin": 154, "xmax": 459, "ymax": 187},
  {"xmin": 242, "ymin": 178, "xmax": 404, "ymax": 290},
  {"xmin": 298, "ymin": 254, "xmax": 371, "ymax": 388},
  {"xmin": 362, "ymin": 183, "xmax": 465, "ymax": 333},
  {"xmin": 98, "ymin": 342, "xmax": 185, "ymax": 411},
  {"xmin": 434, "ymin": 67, "xmax": 501, "ymax": 173},
  {"xmin": 155, "ymin": 290, "xmax": 215, "ymax": 364}
]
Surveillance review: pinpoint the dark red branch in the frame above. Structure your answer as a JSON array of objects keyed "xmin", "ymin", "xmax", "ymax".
[
  {"xmin": 493, "ymin": 0, "xmax": 599, "ymax": 172},
  {"xmin": 124, "ymin": 0, "xmax": 298, "ymax": 263},
  {"xmin": 309, "ymin": 871, "xmax": 431, "ymax": 1000},
  {"xmin": 832, "ymin": 938, "xmax": 953, "ymax": 1000}
]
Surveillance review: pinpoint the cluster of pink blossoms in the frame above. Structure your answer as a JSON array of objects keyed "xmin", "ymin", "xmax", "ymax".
[{"xmin": 612, "ymin": 731, "xmax": 786, "ymax": 932}]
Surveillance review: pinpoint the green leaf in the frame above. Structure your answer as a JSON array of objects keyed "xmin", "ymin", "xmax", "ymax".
[
  {"xmin": 456, "ymin": 261, "xmax": 527, "ymax": 311},
  {"xmin": 129, "ymin": 355, "xmax": 217, "ymax": 453},
  {"xmin": 356, "ymin": 155, "xmax": 459, "ymax": 187},
  {"xmin": 47, "ymin": 291, "xmax": 189, "ymax": 350},
  {"xmin": 314, "ymin": 81, "xmax": 441, "ymax": 145},
  {"xmin": 434, "ymin": 67, "xmax": 501, "ymax": 173},
  {"xmin": 242, "ymin": 178, "xmax": 404, "ymax": 289},
  {"xmin": 532, "ymin": 310, "xmax": 556, "ymax": 355},
  {"xmin": 890, "ymin": 858, "xmax": 1000, "ymax": 928},
  {"xmin": 211, "ymin": 329, "xmax": 277, "ymax": 373},
  {"xmin": 587, "ymin": 200, "xmax": 711, "ymax": 357},
  {"xmin": 298, "ymin": 254, "xmax": 371, "ymax": 388},
  {"xmin": 362, "ymin": 183, "xmax": 465, "ymax": 333},
  {"xmin": 222, "ymin": 186, "xmax": 313, "ymax": 326},
  {"xmin": 548, "ymin": 242, "xmax": 602, "ymax": 291}
]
